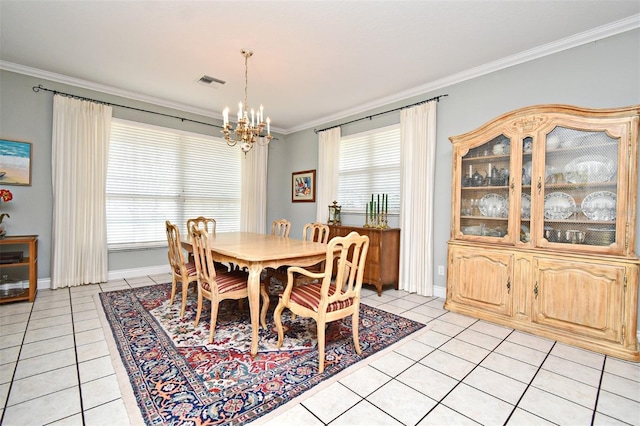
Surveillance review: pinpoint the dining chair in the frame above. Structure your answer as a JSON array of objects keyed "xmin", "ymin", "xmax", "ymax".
[
  {"xmin": 187, "ymin": 216, "xmax": 216, "ymax": 235},
  {"xmin": 190, "ymin": 227, "xmax": 253, "ymax": 343},
  {"xmin": 265, "ymin": 221, "xmax": 324, "ymax": 284},
  {"xmin": 166, "ymin": 220, "xmax": 198, "ymax": 317},
  {"xmin": 187, "ymin": 216, "xmax": 231, "ymax": 271},
  {"xmin": 292, "ymin": 222, "xmax": 332, "ymax": 308},
  {"xmin": 260, "ymin": 218, "xmax": 293, "ymax": 323},
  {"xmin": 302, "ymin": 222, "xmax": 330, "ymax": 245},
  {"xmin": 273, "ymin": 231, "xmax": 370, "ymax": 373},
  {"xmin": 271, "ymin": 218, "xmax": 291, "ymax": 238}
]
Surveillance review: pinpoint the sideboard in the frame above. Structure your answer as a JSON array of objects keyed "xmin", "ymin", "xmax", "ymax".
[
  {"xmin": 328, "ymin": 225, "xmax": 400, "ymax": 296},
  {"xmin": 0, "ymin": 235, "xmax": 38, "ymax": 303}
]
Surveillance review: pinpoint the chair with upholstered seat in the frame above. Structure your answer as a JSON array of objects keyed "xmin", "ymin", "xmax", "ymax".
[
  {"xmin": 260, "ymin": 218, "xmax": 293, "ymax": 324},
  {"xmin": 187, "ymin": 216, "xmax": 216, "ymax": 235},
  {"xmin": 166, "ymin": 220, "xmax": 199, "ymax": 317},
  {"xmin": 271, "ymin": 218, "xmax": 291, "ymax": 238},
  {"xmin": 299, "ymin": 222, "xmax": 330, "ymax": 275},
  {"xmin": 270, "ymin": 222, "xmax": 330, "ymax": 288},
  {"xmin": 273, "ymin": 231, "xmax": 370, "ymax": 373},
  {"xmin": 190, "ymin": 227, "xmax": 252, "ymax": 343},
  {"xmin": 187, "ymin": 216, "xmax": 230, "ymax": 272}
]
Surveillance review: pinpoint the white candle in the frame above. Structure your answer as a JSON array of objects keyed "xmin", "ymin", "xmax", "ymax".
[
  {"xmin": 488, "ymin": 163, "xmax": 492, "ymax": 177},
  {"xmin": 266, "ymin": 117, "xmax": 271, "ymax": 134},
  {"xmin": 238, "ymin": 102, "xmax": 242, "ymax": 121},
  {"xmin": 223, "ymin": 107, "xmax": 229, "ymax": 126},
  {"xmin": 260, "ymin": 105, "xmax": 264, "ymax": 123},
  {"xmin": 469, "ymin": 164, "xmax": 472, "ymax": 176}
]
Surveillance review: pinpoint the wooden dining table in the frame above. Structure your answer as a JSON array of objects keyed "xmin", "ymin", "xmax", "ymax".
[{"xmin": 181, "ymin": 231, "xmax": 329, "ymax": 356}]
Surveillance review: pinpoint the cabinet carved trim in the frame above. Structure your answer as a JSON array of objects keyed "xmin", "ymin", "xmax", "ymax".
[{"xmin": 446, "ymin": 104, "xmax": 640, "ymax": 362}]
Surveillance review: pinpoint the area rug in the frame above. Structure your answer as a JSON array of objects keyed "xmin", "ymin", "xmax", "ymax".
[{"xmin": 99, "ymin": 282, "xmax": 426, "ymax": 425}]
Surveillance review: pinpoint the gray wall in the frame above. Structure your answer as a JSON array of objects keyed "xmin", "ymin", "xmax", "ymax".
[
  {"xmin": 270, "ymin": 29, "xmax": 640, "ymax": 297},
  {"xmin": 1, "ymin": 29, "xmax": 638, "ymax": 299}
]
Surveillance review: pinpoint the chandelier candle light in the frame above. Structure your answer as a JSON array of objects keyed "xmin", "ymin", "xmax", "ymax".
[
  {"xmin": 222, "ymin": 49, "xmax": 272, "ymax": 154},
  {"xmin": 365, "ymin": 193, "xmax": 389, "ymax": 229}
]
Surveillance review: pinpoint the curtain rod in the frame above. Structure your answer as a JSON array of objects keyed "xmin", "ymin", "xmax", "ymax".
[
  {"xmin": 32, "ymin": 84, "xmax": 224, "ymax": 130},
  {"xmin": 313, "ymin": 94, "xmax": 448, "ymax": 134}
]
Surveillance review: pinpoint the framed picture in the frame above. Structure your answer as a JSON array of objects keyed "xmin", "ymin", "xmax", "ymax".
[
  {"xmin": 292, "ymin": 169, "xmax": 316, "ymax": 202},
  {"xmin": 0, "ymin": 139, "xmax": 32, "ymax": 186}
]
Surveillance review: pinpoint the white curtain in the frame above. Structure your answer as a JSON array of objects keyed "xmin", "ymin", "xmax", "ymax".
[
  {"xmin": 51, "ymin": 95, "xmax": 112, "ymax": 288},
  {"xmin": 240, "ymin": 141, "xmax": 268, "ymax": 233},
  {"xmin": 399, "ymin": 101, "xmax": 437, "ymax": 296},
  {"xmin": 315, "ymin": 127, "xmax": 341, "ymax": 222}
]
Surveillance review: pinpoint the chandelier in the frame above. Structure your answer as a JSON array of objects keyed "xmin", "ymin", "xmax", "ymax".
[{"xmin": 222, "ymin": 49, "xmax": 272, "ymax": 154}]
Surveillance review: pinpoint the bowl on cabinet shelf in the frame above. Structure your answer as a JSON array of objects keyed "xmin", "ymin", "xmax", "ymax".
[{"xmin": 587, "ymin": 228, "xmax": 616, "ymax": 246}]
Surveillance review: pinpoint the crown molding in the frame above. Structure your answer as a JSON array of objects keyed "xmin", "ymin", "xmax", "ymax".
[{"xmin": 287, "ymin": 13, "xmax": 640, "ymax": 134}]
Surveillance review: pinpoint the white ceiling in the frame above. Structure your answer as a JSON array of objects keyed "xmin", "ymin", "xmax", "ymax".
[{"xmin": 1, "ymin": 1, "xmax": 639, "ymax": 133}]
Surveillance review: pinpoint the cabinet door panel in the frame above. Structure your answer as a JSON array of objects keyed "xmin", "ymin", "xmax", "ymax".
[
  {"xmin": 533, "ymin": 258, "xmax": 624, "ymax": 343},
  {"xmin": 449, "ymin": 247, "xmax": 513, "ymax": 316}
]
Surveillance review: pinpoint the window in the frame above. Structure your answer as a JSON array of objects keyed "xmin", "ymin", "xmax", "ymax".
[
  {"xmin": 337, "ymin": 124, "xmax": 400, "ymax": 214},
  {"xmin": 106, "ymin": 119, "xmax": 241, "ymax": 250}
]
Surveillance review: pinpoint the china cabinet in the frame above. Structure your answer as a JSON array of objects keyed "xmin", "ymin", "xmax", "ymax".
[
  {"xmin": 0, "ymin": 235, "xmax": 38, "ymax": 303},
  {"xmin": 328, "ymin": 225, "xmax": 400, "ymax": 296},
  {"xmin": 445, "ymin": 105, "xmax": 640, "ymax": 361}
]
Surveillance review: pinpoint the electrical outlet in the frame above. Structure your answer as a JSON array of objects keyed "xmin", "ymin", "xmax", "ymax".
[{"xmin": 438, "ymin": 265, "xmax": 445, "ymax": 276}]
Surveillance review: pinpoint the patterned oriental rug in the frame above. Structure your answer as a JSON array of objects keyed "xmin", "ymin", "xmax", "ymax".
[{"xmin": 99, "ymin": 283, "xmax": 426, "ymax": 425}]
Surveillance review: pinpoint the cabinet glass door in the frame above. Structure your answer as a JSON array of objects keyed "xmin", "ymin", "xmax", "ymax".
[
  {"xmin": 459, "ymin": 135, "xmax": 511, "ymax": 239},
  {"xmin": 541, "ymin": 126, "xmax": 619, "ymax": 248},
  {"xmin": 519, "ymin": 136, "xmax": 534, "ymax": 244}
]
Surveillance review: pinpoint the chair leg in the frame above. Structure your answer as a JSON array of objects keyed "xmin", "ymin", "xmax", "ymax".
[
  {"xmin": 194, "ymin": 288, "xmax": 203, "ymax": 327},
  {"xmin": 260, "ymin": 283, "xmax": 270, "ymax": 329},
  {"xmin": 274, "ymin": 302, "xmax": 285, "ymax": 348},
  {"xmin": 351, "ymin": 312, "xmax": 362, "ymax": 355},
  {"xmin": 317, "ymin": 319, "xmax": 326, "ymax": 373},
  {"xmin": 180, "ymin": 277, "xmax": 189, "ymax": 317},
  {"xmin": 169, "ymin": 276, "xmax": 177, "ymax": 305},
  {"xmin": 209, "ymin": 301, "xmax": 219, "ymax": 344}
]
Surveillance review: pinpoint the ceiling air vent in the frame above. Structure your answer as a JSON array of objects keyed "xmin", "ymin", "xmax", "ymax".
[{"xmin": 196, "ymin": 75, "xmax": 225, "ymax": 89}]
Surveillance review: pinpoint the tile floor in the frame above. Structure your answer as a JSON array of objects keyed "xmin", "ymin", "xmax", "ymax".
[{"xmin": 1, "ymin": 274, "xmax": 639, "ymax": 425}]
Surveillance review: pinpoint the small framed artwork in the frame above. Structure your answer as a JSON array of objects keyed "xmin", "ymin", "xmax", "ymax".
[
  {"xmin": 0, "ymin": 139, "xmax": 32, "ymax": 186},
  {"xmin": 292, "ymin": 169, "xmax": 316, "ymax": 202}
]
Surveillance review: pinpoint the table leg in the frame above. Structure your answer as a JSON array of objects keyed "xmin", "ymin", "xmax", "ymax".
[{"xmin": 247, "ymin": 263, "xmax": 262, "ymax": 356}]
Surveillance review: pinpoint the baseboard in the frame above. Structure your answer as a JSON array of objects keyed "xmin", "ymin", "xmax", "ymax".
[
  {"xmin": 36, "ymin": 264, "xmax": 171, "ymax": 290},
  {"xmin": 433, "ymin": 285, "xmax": 446, "ymax": 299}
]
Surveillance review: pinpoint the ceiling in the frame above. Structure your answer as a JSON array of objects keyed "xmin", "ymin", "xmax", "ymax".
[{"xmin": 1, "ymin": 1, "xmax": 639, "ymax": 134}]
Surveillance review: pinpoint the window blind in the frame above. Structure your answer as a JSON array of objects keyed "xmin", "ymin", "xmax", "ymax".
[
  {"xmin": 337, "ymin": 124, "xmax": 401, "ymax": 214},
  {"xmin": 106, "ymin": 119, "xmax": 241, "ymax": 250}
]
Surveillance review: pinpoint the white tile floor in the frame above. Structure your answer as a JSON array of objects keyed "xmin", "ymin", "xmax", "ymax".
[{"xmin": 1, "ymin": 274, "xmax": 639, "ymax": 425}]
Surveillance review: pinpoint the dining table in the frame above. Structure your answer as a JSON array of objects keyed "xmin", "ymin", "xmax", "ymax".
[{"xmin": 181, "ymin": 231, "xmax": 329, "ymax": 356}]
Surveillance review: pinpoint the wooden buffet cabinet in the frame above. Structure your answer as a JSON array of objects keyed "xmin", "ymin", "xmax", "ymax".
[
  {"xmin": 445, "ymin": 105, "xmax": 640, "ymax": 361},
  {"xmin": 328, "ymin": 225, "xmax": 400, "ymax": 296},
  {"xmin": 0, "ymin": 235, "xmax": 38, "ymax": 303}
]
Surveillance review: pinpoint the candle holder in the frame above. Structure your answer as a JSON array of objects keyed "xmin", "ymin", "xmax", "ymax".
[{"xmin": 364, "ymin": 193, "xmax": 389, "ymax": 229}]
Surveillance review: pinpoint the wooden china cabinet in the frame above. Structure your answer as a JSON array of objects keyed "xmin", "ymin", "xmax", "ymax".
[{"xmin": 445, "ymin": 104, "xmax": 640, "ymax": 361}]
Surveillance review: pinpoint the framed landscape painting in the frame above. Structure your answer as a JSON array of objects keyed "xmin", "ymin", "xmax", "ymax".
[
  {"xmin": 292, "ymin": 169, "xmax": 316, "ymax": 202},
  {"xmin": 0, "ymin": 139, "xmax": 32, "ymax": 186}
]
